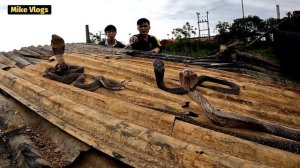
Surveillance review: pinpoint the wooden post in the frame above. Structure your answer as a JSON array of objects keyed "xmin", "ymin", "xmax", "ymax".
[{"xmin": 85, "ymin": 25, "xmax": 91, "ymax": 43}]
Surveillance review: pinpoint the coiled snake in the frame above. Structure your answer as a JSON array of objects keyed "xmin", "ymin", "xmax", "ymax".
[
  {"xmin": 178, "ymin": 69, "xmax": 300, "ymax": 153},
  {"xmin": 153, "ymin": 59, "xmax": 240, "ymax": 95},
  {"xmin": 43, "ymin": 64, "xmax": 125, "ymax": 91},
  {"xmin": 46, "ymin": 34, "xmax": 124, "ymax": 91}
]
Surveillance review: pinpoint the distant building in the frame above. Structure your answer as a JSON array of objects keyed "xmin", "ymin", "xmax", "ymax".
[
  {"xmin": 293, "ymin": 11, "xmax": 300, "ymax": 16},
  {"xmin": 160, "ymin": 39, "xmax": 176, "ymax": 47}
]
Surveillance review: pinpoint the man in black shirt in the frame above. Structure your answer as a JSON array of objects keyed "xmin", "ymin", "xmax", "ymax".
[
  {"xmin": 99, "ymin": 25, "xmax": 125, "ymax": 48},
  {"xmin": 129, "ymin": 18, "xmax": 161, "ymax": 53}
]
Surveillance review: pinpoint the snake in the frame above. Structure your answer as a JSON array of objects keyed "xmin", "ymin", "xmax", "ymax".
[
  {"xmin": 43, "ymin": 64, "xmax": 125, "ymax": 91},
  {"xmin": 142, "ymin": 105, "xmax": 300, "ymax": 154},
  {"xmin": 153, "ymin": 59, "xmax": 240, "ymax": 95},
  {"xmin": 179, "ymin": 69, "xmax": 300, "ymax": 142}
]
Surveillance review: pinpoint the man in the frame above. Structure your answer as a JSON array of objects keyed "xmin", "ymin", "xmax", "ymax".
[
  {"xmin": 129, "ymin": 18, "xmax": 161, "ymax": 53},
  {"xmin": 99, "ymin": 25, "xmax": 125, "ymax": 48}
]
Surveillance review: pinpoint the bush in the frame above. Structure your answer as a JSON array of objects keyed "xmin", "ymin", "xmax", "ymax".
[{"xmin": 164, "ymin": 39, "xmax": 219, "ymax": 58}]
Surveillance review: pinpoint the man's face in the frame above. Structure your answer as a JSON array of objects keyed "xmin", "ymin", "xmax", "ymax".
[
  {"xmin": 106, "ymin": 30, "xmax": 116, "ymax": 40},
  {"xmin": 137, "ymin": 22, "xmax": 150, "ymax": 35}
]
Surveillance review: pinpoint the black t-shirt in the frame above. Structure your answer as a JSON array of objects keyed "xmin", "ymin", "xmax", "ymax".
[
  {"xmin": 99, "ymin": 39, "xmax": 125, "ymax": 48},
  {"xmin": 131, "ymin": 34, "xmax": 161, "ymax": 51}
]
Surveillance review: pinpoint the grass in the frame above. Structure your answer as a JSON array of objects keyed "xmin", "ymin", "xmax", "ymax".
[
  {"xmin": 163, "ymin": 40, "xmax": 219, "ymax": 58},
  {"xmin": 248, "ymin": 48, "xmax": 275, "ymax": 58},
  {"xmin": 164, "ymin": 49, "xmax": 212, "ymax": 58}
]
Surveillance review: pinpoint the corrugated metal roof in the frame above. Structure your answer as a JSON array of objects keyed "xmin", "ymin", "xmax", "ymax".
[{"xmin": 0, "ymin": 44, "xmax": 300, "ymax": 167}]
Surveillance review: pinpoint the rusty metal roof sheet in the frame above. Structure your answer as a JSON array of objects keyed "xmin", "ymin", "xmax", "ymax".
[{"xmin": 0, "ymin": 44, "xmax": 300, "ymax": 167}]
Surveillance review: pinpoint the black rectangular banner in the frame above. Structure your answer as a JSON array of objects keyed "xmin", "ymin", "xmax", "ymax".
[{"xmin": 8, "ymin": 5, "xmax": 51, "ymax": 15}]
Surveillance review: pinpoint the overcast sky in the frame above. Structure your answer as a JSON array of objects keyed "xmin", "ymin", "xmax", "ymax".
[{"xmin": 0, "ymin": 0, "xmax": 299, "ymax": 52}]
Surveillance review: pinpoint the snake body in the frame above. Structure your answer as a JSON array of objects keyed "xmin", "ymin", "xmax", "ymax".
[
  {"xmin": 151, "ymin": 59, "xmax": 300, "ymax": 153},
  {"xmin": 43, "ymin": 64, "xmax": 124, "ymax": 91},
  {"xmin": 153, "ymin": 59, "xmax": 240, "ymax": 95},
  {"xmin": 143, "ymin": 106, "xmax": 300, "ymax": 154},
  {"xmin": 197, "ymin": 76, "xmax": 240, "ymax": 95},
  {"xmin": 153, "ymin": 59, "xmax": 187, "ymax": 95},
  {"xmin": 46, "ymin": 35, "xmax": 123, "ymax": 91},
  {"xmin": 43, "ymin": 65, "xmax": 84, "ymax": 84},
  {"xmin": 179, "ymin": 69, "xmax": 300, "ymax": 142}
]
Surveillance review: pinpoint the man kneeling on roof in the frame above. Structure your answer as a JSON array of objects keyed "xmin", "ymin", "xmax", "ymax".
[
  {"xmin": 99, "ymin": 25, "xmax": 126, "ymax": 48},
  {"xmin": 129, "ymin": 18, "xmax": 161, "ymax": 53}
]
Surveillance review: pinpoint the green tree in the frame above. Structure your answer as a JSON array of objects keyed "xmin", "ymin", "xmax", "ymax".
[
  {"xmin": 278, "ymin": 15, "xmax": 300, "ymax": 33},
  {"xmin": 262, "ymin": 18, "xmax": 281, "ymax": 42},
  {"xmin": 230, "ymin": 15, "xmax": 264, "ymax": 41},
  {"xmin": 215, "ymin": 21, "xmax": 231, "ymax": 34},
  {"xmin": 172, "ymin": 22, "xmax": 196, "ymax": 39},
  {"xmin": 215, "ymin": 21, "xmax": 232, "ymax": 43},
  {"xmin": 89, "ymin": 32, "xmax": 102, "ymax": 44}
]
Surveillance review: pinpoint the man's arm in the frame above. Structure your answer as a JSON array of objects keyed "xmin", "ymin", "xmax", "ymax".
[
  {"xmin": 150, "ymin": 36, "xmax": 161, "ymax": 53},
  {"xmin": 151, "ymin": 47, "xmax": 160, "ymax": 53},
  {"xmin": 129, "ymin": 35, "xmax": 139, "ymax": 50},
  {"xmin": 129, "ymin": 35, "xmax": 138, "ymax": 43},
  {"xmin": 116, "ymin": 41, "xmax": 126, "ymax": 48}
]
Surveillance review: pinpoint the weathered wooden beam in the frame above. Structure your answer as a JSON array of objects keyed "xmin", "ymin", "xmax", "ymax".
[
  {"xmin": 14, "ymin": 48, "xmax": 52, "ymax": 60},
  {"xmin": 0, "ymin": 53, "xmax": 16, "ymax": 68},
  {"xmin": 0, "ymin": 52, "xmax": 32, "ymax": 68},
  {"xmin": 4, "ymin": 58, "xmax": 300, "ymax": 167},
  {"xmin": 0, "ymin": 70, "xmax": 270, "ymax": 167}
]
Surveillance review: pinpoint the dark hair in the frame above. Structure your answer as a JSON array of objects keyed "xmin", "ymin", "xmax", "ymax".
[
  {"xmin": 104, "ymin": 25, "xmax": 117, "ymax": 32},
  {"xmin": 137, "ymin": 18, "xmax": 150, "ymax": 25}
]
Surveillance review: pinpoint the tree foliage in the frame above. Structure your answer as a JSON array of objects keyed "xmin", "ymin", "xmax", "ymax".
[
  {"xmin": 89, "ymin": 32, "xmax": 103, "ymax": 44},
  {"xmin": 215, "ymin": 21, "xmax": 232, "ymax": 44},
  {"xmin": 215, "ymin": 15, "xmax": 284, "ymax": 45},
  {"xmin": 230, "ymin": 15, "xmax": 264, "ymax": 39},
  {"xmin": 172, "ymin": 22, "xmax": 196, "ymax": 39},
  {"xmin": 215, "ymin": 21, "xmax": 231, "ymax": 34}
]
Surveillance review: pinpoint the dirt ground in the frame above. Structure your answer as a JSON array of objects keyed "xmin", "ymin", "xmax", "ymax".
[{"xmin": 0, "ymin": 141, "xmax": 12, "ymax": 167}]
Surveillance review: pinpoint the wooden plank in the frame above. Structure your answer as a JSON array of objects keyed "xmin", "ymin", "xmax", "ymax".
[
  {"xmin": 173, "ymin": 121, "xmax": 300, "ymax": 167},
  {"xmin": 0, "ymin": 52, "xmax": 31, "ymax": 68},
  {"xmin": 0, "ymin": 63, "xmax": 10, "ymax": 70},
  {"xmin": 7, "ymin": 58, "xmax": 300, "ymax": 167},
  {"xmin": 0, "ymin": 69, "xmax": 269, "ymax": 167},
  {"xmin": 0, "ymin": 53, "xmax": 16, "ymax": 68},
  {"xmin": 19, "ymin": 47, "xmax": 41, "ymax": 56},
  {"xmin": 26, "ymin": 46, "xmax": 53, "ymax": 56},
  {"xmin": 16, "ymin": 48, "xmax": 52, "ymax": 60}
]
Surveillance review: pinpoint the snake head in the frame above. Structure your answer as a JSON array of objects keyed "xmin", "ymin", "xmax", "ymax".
[
  {"xmin": 51, "ymin": 34, "xmax": 65, "ymax": 55},
  {"xmin": 153, "ymin": 59, "xmax": 165, "ymax": 72},
  {"xmin": 179, "ymin": 69, "xmax": 198, "ymax": 91}
]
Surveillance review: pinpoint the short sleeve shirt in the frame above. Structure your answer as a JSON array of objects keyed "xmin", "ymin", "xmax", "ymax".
[
  {"xmin": 131, "ymin": 34, "xmax": 161, "ymax": 51},
  {"xmin": 99, "ymin": 39, "xmax": 125, "ymax": 48}
]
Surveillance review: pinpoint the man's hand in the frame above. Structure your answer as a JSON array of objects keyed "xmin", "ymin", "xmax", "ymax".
[
  {"xmin": 150, "ymin": 47, "xmax": 160, "ymax": 53},
  {"xmin": 129, "ymin": 36, "xmax": 138, "ymax": 43}
]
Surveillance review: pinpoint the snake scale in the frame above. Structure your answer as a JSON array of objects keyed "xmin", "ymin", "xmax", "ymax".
[
  {"xmin": 153, "ymin": 59, "xmax": 240, "ymax": 95},
  {"xmin": 143, "ymin": 105, "xmax": 300, "ymax": 154},
  {"xmin": 46, "ymin": 34, "xmax": 124, "ymax": 91},
  {"xmin": 46, "ymin": 35, "xmax": 299, "ymax": 153},
  {"xmin": 43, "ymin": 64, "xmax": 125, "ymax": 91},
  {"xmin": 175, "ymin": 69, "xmax": 300, "ymax": 153}
]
